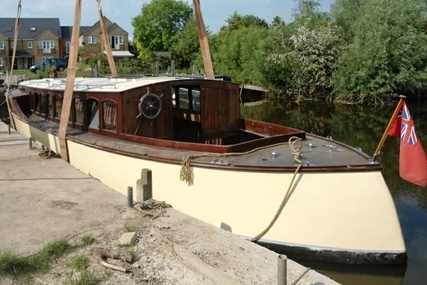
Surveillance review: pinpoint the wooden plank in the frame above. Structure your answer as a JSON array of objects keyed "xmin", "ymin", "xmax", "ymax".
[
  {"xmin": 97, "ymin": 0, "xmax": 118, "ymax": 77},
  {"xmin": 58, "ymin": 0, "xmax": 81, "ymax": 161},
  {"xmin": 193, "ymin": 0, "xmax": 214, "ymax": 79}
]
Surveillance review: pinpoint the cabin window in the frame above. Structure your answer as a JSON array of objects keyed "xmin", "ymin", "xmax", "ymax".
[
  {"xmin": 34, "ymin": 93, "xmax": 40, "ymax": 113},
  {"xmin": 54, "ymin": 95, "xmax": 62, "ymax": 118},
  {"xmin": 174, "ymin": 86, "xmax": 201, "ymax": 111},
  {"xmin": 87, "ymin": 99, "xmax": 99, "ymax": 130},
  {"xmin": 74, "ymin": 98, "xmax": 84, "ymax": 125},
  {"xmin": 40, "ymin": 94, "xmax": 48, "ymax": 115},
  {"xmin": 47, "ymin": 94, "xmax": 53, "ymax": 117},
  {"xmin": 102, "ymin": 101, "xmax": 117, "ymax": 132}
]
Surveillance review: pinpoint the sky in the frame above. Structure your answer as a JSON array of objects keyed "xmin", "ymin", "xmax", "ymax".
[{"xmin": 0, "ymin": 0, "xmax": 334, "ymax": 40}]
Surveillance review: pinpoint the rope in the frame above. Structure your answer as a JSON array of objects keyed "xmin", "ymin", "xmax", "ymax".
[
  {"xmin": 250, "ymin": 136, "xmax": 303, "ymax": 242},
  {"xmin": 179, "ymin": 139, "xmax": 298, "ymax": 185}
]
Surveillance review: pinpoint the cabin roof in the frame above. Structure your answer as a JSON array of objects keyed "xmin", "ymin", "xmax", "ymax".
[{"xmin": 19, "ymin": 76, "xmax": 183, "ymax": 93}]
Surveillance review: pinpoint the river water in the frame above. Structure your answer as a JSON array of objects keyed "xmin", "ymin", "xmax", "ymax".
[{"xmin": 241, "ymin": 98, "xmax": 427, "ymax": 285}]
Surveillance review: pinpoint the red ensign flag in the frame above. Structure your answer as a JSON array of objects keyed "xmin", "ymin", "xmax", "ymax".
[{"xmin": 388, "ymin": 102, "xmax": 427, "ymax": 187}]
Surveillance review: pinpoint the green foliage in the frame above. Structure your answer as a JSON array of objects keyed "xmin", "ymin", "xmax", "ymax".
[
  {"xmin": 0, "ymin": 237, "xmax": 69, "ymax": 277},
  {"xmin": 40, "ymin": 237, "xmax": 70, "ymax": 258},
  {"xmin": 170, "ymin": 17, "xmax": 200, "ymax": 70},
  {"xmin": 35, "ymin": 65, "xmax": 57, "ymax": 79},
  {"xmin": 218, "ymin": 12, "xmax": 269, "ymax": 39},
  {"xmin": 67, "ymin": 254, "xmax": 90, "ymax": 271},
  {"xmin": 67, "ymin": 270, "xmax": 103, "ymax": 285},
  {"xmin": 289, "ymin": 23, "xmax": 342, "ymax": 99},
  {"xmin": 331, "ymin": 0, "xmax": 427, "ymax": 103},
  {"xmin": 214, "ymin": 26, "xmax": 268, "ymax": 84},
  {"xmin": 80, "ymin": 235, "xmax": 95, "ymax": 246},
  {"xmin": 291, "ymin": 0, "xmax": 331, "ymax": 29},
  {"xmin": 124, "ymin": 222, "xmax": 136, "ymax": 232},
  {"xmin": 258, "ymin": 25, "xmax": 299, "ymax": 95},
  {"xmin": 116, "ymin": 57, "xmax": 155, "ymax": 75},
  {"xmin": 331, "ymin": 0, "xmax": 363, "ymax": 43},
  {"xmin": 132, "ymin": 0, "xmax": 193, "ymax": 58}
]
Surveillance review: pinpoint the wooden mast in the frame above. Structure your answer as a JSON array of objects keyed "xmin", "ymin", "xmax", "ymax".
[
  {"xmin": 192, "ymin": 0, "xmax": 214, "ymax": 79},
  {"xmin": 97, "ymin": 0, "xmax": 118, "ymax": 77},
  {"xmin": 58, "ymin": 0, "xmax": 82, "ymax": 161},
  {"xmin": 5, "ymin": 0, "xmax": 22, "ymax": 130}
]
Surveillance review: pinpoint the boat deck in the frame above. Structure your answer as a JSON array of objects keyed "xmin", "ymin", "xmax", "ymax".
[{"xmin": 27, "ymin": 115, "xmax": 377, "ymax": 172}]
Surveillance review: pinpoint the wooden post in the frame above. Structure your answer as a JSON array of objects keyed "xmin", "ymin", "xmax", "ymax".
[
  {"xmin": 97, "ymin": 0, "xmax": 118, "ymax": 77},
  {"xmin": 193, "ymin": 0, "xmax": 214, "ymax": 79},
  {"xmin": 58, "ymin": 0, "xmax": 81, "ymax": 161},
  {"xmin": 136, "ymin": 169, "xmax": 152, "ymax": 202}
]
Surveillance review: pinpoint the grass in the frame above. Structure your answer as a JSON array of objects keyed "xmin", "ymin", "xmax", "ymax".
[
  {"xmin": 0, "ymin": 237, "xmax": 70, "ymax": 277},
  {"xmin": 124, "ymin": 223, "xmax": 136, "ymax": 232},
  {"xmin": 40, "ymin": 237, "xmax": 71, "ymax": 258},
  {"xmin": 67, "ymin": 270, "xmax": 103, "ymax": 285},
  {"xmin": 80, "ymin": 235, "xmax": 95, "ymax": 246},
  {"xmin": 67, "ymin": 254, "xmax": 90, "ymax": 271}
]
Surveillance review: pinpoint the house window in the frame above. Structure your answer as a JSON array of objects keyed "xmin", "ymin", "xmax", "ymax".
[
  {"xmin": 38, "ymin": 41, "xmax": 55, "ymax": 52},
  {"xmin": 0, "ymin": 41, "xmax": 4, "ymax": 49},
  {"xmin": 28, "ymin": 41, "xmax": 33, "ymax": 49},
  {"xmin": 108, "ymin": 36, "xmax": 123, "ymax": 49},
  {"xmin": 10, "ymin": 42, "xmax": 14, "ymax": 49},
  {"xmin": 88, "ymin": 36, "xmax": 96, "ymax": 44},
  {"xmin": 30, "ymin": 27, "xmax": 36, "ymax": 32},
  {"xmin": 66, "ymin": 42, "xmax": 71, "ymax": 53},
  {"xmin": 0, "ymin": 58, "xmax": 3, "ymax": 67}
]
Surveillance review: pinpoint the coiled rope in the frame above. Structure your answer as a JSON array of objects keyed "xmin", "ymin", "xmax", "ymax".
[{"xmin": 251, "ymin": 136, "xmax": 303, "ymax": 242}]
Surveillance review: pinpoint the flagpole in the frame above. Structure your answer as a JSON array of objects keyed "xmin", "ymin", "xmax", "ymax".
[{"xmin": 372, "ymin": 95, "xmax": 406, "ymax": 161}]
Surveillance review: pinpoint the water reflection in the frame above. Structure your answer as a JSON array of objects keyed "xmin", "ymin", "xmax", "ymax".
[{"xmin": 241, "ymin": 99, "xmax": 427, "ymax": 285}]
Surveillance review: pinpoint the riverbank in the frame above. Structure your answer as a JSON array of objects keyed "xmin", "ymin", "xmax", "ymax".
[{"xmin": 0, "ymin": 121, "xmax": 339, "ymax": 284}]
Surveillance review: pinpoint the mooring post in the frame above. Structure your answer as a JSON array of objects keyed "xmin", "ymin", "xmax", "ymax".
[
  {"xmin": 136, "ymin": 168, "xmax": 152, "ymax": 202},
  {"xmin": 277, "ymin": 254, "xmax": 287, "ymax": 285},
  {"xmin": 127, "ymin": 186, "xmax": 133, "ymax": 207},
  {"xmin": 29, "ymin": 138, "xmax": 32, "ymax": 149}
]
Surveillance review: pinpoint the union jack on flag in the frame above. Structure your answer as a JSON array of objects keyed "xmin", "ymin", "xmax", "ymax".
[{"xmin": 400, "ymin": 104, "xmax": 418, "ymax": 145}]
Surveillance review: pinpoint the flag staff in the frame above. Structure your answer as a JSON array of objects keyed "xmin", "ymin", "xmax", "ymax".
[{"xmin": 372, "ymin": 95, "xmax": 406, "ymax": 162}]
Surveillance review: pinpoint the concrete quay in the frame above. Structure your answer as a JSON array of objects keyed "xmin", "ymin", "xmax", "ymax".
[{"xmin": 0, "ymin": 121, "xmax": 340, "ymax": 285}]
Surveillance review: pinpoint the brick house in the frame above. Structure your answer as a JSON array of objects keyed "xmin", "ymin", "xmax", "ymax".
[{"xmin": 0, "ymin": 17, "xmax": 132, "ymax": 70}]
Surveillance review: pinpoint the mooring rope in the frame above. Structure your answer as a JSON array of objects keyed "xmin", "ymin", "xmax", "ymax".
[
  {"xmin": 250, "ymin": 136, "xmax": 304, "ymax": 242},
  {"xmin": 179, "ymin": 139, "xmax": 298, "ymax": 185}
]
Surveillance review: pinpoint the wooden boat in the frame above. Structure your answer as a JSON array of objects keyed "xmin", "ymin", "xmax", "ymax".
[{"xmin": 6, "ymin": 75, "xmax": 406, "ymax": 264}]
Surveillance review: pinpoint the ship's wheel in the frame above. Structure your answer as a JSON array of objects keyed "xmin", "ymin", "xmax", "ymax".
[{"xmin": 138, "ymin": 93, "xmax": 162, "ymax": 119}]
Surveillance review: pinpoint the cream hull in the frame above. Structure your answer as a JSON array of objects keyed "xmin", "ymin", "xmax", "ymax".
[{"xmin": 12, "ymin": 116, "xmax": 406, "ymax": 264}]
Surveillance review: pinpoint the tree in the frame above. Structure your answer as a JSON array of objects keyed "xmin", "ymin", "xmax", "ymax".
[
  {"xmin": 331, "ymin": 0, "xmax": 427, "ymax": 103},
  {"xmin": 169, "ymin": 17, "xmax": 202, "ymax": 72},
  {"xmin": 214, "ymin": 26, "xmax": 268, "ymax": 84},
  {"xmin": 291, "ymin": 0, "xmax": 331, "ymax": 29},
  {"xmin": 132, "ymin": 0, "xmax": 193, "ymax": 58},
  {"xmin": 331, "ymin": 0, "xmax": 363, "ymax": 43},
  {"xmin": 218, "ymin": 12, "xmax": 268, "ymax": 39},
  {"xmin": 289, "ymin": 23, "xmax": 342, "ymax": 99}
]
